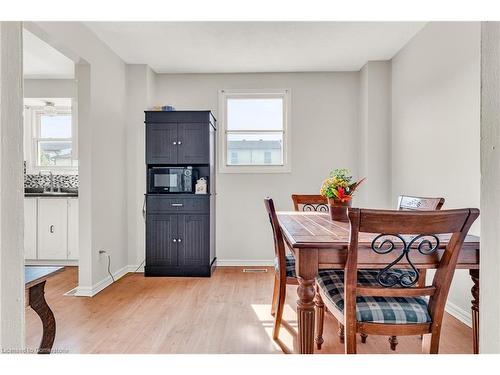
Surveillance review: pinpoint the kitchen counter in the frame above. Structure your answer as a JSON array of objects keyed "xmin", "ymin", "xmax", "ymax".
[{"xmin": 25, "ymin": 192, "xmax": 78, "ymax": 198}]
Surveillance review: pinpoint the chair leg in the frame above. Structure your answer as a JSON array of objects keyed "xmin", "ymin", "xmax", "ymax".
[
  {"xmin": 360, "ymin": 333, "xmax": 368, "ymax": 343},
  {"xmin": 271, "ymin": 273, "xmax": 279, "ymax": 317},
  {"xmin": 344, "ymin": 323, "xmax": 357, "ymax": 354},
  {"xmin": 422, "ymin": 332, "xmax": 440, "ymax": 354},
  {"xmin": 272, "ymin": 280, "xmax": 286, "ymax": 340},
  {"xmin": 389, "ymin": 336, "xmax": 398, "ymax": 351},
  {"xmin": 338, "ymin": 322, "xmax": 345, "ymax": 344},
  {"xmin": 314, "ymin": 285, "xmax": 325, "ymax": 350}
]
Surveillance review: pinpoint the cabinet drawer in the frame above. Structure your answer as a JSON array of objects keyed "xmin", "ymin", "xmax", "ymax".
[{"xmin": 146, "ymin": 195, "xmax": 209, "ymax": 214}]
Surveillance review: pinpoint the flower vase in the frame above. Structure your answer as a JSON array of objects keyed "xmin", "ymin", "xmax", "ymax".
[{"xmin": 327, "ymin": 198, "xmax": 351, "ymax": 222}]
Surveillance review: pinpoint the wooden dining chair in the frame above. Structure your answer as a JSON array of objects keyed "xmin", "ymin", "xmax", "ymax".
[
  {"xmin": 391, "ymin": 195, "xmax": 446, "ymax": 348},
  {"xmin": 314, "ymin": 207, "xmax": 479, "ymax": 354},
  {"xmin": 291, "ymin": 194, "xmax": 329, "ymax": 212},
  {"xmin": 265, "ymin": 198, "xmax": 299, "ymax": 343},
  {"xmin": 398, "ymin": 195, "xmax": 445, "ymax": 211}
]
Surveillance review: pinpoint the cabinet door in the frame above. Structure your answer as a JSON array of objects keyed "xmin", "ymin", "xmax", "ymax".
[
  {"xmin": 177, "ymin": 214, "xmax": 209, "ymax": 266},
  {"xmin": 38, "ymin": 199, "xmax": 68, "ymax": 260},
  {"xmin": 67, "ymin": 198, "xmax": 79, "ymax": 260},
  {"xmin": 146, "ymin": 123, "xmax": 178, "ymax": 164},
  {"xmin": 24, "ymin": 198, "xmax": 37, "ymax": 259},
  {"xmin": 146, "ymin": 215, "xmax": 178, "ymax": 266},
  {"xmin": 177, "ymin": 123, "xmax": 209, "ymax": 164}
]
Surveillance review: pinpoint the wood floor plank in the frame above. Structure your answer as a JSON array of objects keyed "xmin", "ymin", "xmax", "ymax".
[{"xmin": 25, "ymin": 267, "xmax": 473, "ymax": 354}]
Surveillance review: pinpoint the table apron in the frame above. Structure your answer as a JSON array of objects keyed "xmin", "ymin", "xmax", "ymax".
[{"xmin": 290, "ymin": 247, "xmax": 479, "ymax": 269}]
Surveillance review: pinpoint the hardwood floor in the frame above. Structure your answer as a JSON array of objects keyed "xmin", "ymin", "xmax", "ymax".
[{"xmin": 25, "ymin": 266, "xmax": 473, "ymax": 354}]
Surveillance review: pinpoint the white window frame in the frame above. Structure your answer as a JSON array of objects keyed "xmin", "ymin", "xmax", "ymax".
[
  {"xmin": 218, "ymin": 89, "xmax": 291, "ymax": 173},
  {"xmin": 24, "ymin": 105, "xmax": 78, "ymax": 174}
]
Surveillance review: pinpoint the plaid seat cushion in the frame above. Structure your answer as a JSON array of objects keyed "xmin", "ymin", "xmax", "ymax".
[
  {"xmin": 316, "ymin": 269, "xmax": 431, "ymax": 324},
  {"xmin": 274, "ymin": 254, "xmax": 296, "ymax": 278}
]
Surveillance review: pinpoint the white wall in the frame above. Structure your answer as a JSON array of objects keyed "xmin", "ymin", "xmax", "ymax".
[
  {"xmin": 24, "ymin": 78, "xmax": 76, "ymax": 98},
  {"xmin": 479, "ymin": 21, "xmax": 500, "ymax": 354},
  {"xmin": 358, "ymin": 61, "xmax": 392, "ymax": 209},
  {"xmin": 0, "ymin": 22, "xmax": 24, "ymax": 351},
  {"xmin": 126, "ymin": 65, "xmax": 156, "ymax": 269},
  {"xmin": 144, "ymin": 72, "xmax": 360, "ymax": 265},
  {"xmin": 26, "ymin": 22, "xmax": 128, "ymax": 294},
  {"xmin": 392, "ymin": 22, "xmax": 481, "ymax": 324}
]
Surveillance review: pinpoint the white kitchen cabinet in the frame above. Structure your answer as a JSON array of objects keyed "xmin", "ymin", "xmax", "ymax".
[
  {"xmin": 24, "ymin": 196, "xmax": 79, "ymax": 263},
  {"xmin": 37, "ymin": 198, "xmax": 69, "ymax": 260},
  {"xmin": 67, "ymin": 198, "xmax": 79, "ymax": 260},
  {"xmin": 24, "ymin": 198, "xmax": 37, "ymax": 259}
]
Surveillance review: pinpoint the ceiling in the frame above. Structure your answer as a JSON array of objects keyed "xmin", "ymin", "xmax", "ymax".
[
  {"xmin": 23, "ymin": 29, "xmax": 74, "ymax": 79},
  {"xmin": 86, "ymin": 22, "xmax": 426, "ymax": 73}
]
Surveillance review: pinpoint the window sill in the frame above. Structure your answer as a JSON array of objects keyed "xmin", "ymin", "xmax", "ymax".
[{"xmin": 219, "ymin": 164, "xmax": 291, "ymax": 174}]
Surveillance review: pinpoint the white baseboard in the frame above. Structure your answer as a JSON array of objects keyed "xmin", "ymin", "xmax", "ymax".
[
  {"xmin": 73, "ymin": 264, "xmax": 130, "ymax": 297},
  {"xmin": 445, "ymin": 301, "xmax": 472, "ymax": 327},
  {"xmin": 127, "ymin": 264, "xmax": 144, "ymax": 273},
  {"xmin": 25, "ymin": 259, "xmax": 78, "ymax": 266},
  {"xmin": 216, "ymin": 259, "xmax": 273, "ymax": 266}
]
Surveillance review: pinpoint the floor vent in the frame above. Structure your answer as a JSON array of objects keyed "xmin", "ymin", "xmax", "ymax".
[
  {"xmin": 64, "ymin": 288, "xmax": 78, "ymax": 296},
  {"xmin": 243, "ymin": 268, "xmax": 268, "ymax": 273}
]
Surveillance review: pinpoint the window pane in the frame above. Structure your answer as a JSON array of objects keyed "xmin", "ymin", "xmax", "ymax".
[
  {"xmin": 38, "ymin": 141, "xmax": 72, "ymax": 166},
  {"xmin": 227, "ymin": 132, "xmax": 283, "ymax": 165},
  {"xmin": 40, "ymin": 114, "xmax": 72, "ymax": 138},
  {"xmin": 227, "ymin": 98, "xmax": 283, "ymax": 131}
]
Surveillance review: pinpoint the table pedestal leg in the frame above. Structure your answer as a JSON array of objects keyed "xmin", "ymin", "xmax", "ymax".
[
  {"xmin": 297, "ymin": 276, "xmax": 315, "ymax": 354},
  {"xmin": 469, "ymin": 269, "xmax": 479, "ymax": 354},
  {"xmin": 29, "ymin": 281, "xmax": 56, "ymax": 354},
  {"xmin": 295, "ymin": 249, "xmax": 318, "ymax": 354}
]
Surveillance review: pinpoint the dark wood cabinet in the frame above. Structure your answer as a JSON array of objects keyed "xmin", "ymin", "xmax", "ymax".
[
  {"xmin": 145, "ymin": 211, "xmax": 209, "ymax": 270},
  {"xmin": 145, "ymin": 111, "xmax": 216, "ymax": 277},
  {"xmin": 177, "ymin": 214, "xmax": 209, "ymax": 267},
  {"xmin": 146, "ymin": 112, "xmax": 215, "ymax": 165},
  {"xmin": 146, "ymin": 214, "xmax": 178, "ymax": 266},
  {"xmin": 177, "ymin": 123, "xmax": 210, "ymax": 164},
  {"xmin": 146, "ymin": 123, "xmax": 178, "ymax": 164}
]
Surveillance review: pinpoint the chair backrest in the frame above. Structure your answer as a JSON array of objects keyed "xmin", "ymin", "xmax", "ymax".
[
  {"xmin": 398, "ymin": 195, "xmax": 445, "ymax": 211},
  {"xmin": 345, "ymin": 208, "xmax": 479, "ymax": 324},
  {"xmin": 291, "ymin": 194, "xmax": 328, "ymax": 212},
  {"xmin": 264, "ymin": 198, "xmax": 287, "ymax": 279}
]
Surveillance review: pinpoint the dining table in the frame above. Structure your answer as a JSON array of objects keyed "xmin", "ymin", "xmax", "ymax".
[
  {"xmin": 25, "ymin": 266, "xmax": 64, "ymax": 354},
  {"xmin": 276, "ymin": 211, "xmax": 480, "ymax": 354}
]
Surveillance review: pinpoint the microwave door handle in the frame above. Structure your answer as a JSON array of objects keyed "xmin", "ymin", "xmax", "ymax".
[{"xmin": 142, "ymin": 195, "xmax": 147, "ymax": 220}]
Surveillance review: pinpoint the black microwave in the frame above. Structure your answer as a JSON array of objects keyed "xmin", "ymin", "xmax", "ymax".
[{"xmin": 148, "ymin": 167, "xmax": 198, "ymax": 193}]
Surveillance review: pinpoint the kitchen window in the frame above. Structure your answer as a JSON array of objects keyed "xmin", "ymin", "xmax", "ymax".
[
  {"xmin": 24, "ymin": 102, "xmax": 78, "ymax": 173},
  {"xmin": 219, "ymin": 89, "xmax": 291, "ymax": 173}
]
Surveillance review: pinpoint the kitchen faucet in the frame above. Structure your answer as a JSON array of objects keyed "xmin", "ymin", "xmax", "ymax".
[{"xmin": 39, "ymin": 170, "xmax": 56, "ymax": 192}]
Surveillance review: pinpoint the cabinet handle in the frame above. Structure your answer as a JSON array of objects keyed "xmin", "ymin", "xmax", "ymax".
[
  {"xmin": 173, "ymin": 141, "xmax": 177, "ymax": 145},
  {"xmin": 171, "ymin": 203, "xmax": 183, "ymax": 207},
  {"xmin": 50, "ymin": 225, "xmax": 55, "ymax": 233},
  {"xmin": 177, "ymin": 141, "xmax": 182, "ymax": 145},
  {"xmin": 172, "ymin": 238, "xmax": 177, "ymax": 243},
  {"xmin": 177, "ymin": 238, "xmax": 182, "ymax": 243}
]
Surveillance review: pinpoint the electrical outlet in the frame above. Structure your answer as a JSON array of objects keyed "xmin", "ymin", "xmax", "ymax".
[{"xmin": 99, "ymin": 250, "xmax": 107, "ymax": 255}]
